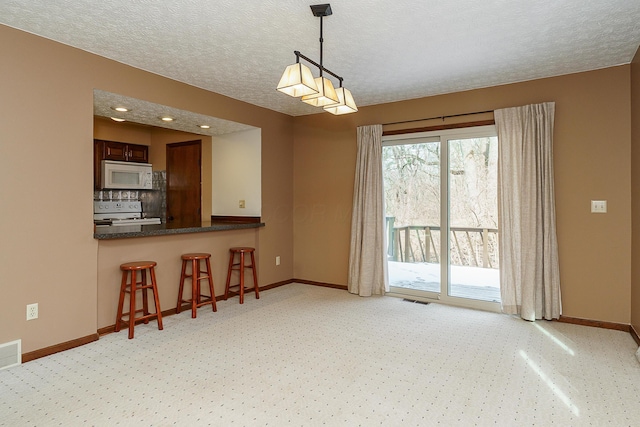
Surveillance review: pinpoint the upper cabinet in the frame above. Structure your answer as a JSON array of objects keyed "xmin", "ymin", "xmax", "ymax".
[
  {"xmin": 94, "ymin": 139, "xmax": 150, "ymax": 189},
  {"xmin": 99, "ymin": 140, "xmax": 149, "ymax": 163}
]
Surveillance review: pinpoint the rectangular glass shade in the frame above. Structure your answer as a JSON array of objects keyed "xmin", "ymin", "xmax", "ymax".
[
  {"xmin": 323, "ymin": 87, "xmax": 358, "ymax": 115},
  {"xmin": 301, "ymin": 77, "xmax": 339, "ymax": 107},
  {"xmin": 276, "ymin": 63, "xmax": 319, "ymax": 97}
]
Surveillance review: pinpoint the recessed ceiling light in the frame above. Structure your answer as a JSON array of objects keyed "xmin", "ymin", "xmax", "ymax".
[
  {"xmin": 110, "ymin": 117, "xmax": 126, "ymax": 122},
  {"xmin": 160, "ymin": 116, "xmax": 174, "ymax": 122},
  {"xmin": 111, "ymin": 106, "xmax": 130, "ymax": 112},
  {"xmin": 198, "ymin": 125, "xmax": 210, "ymax": 129}
]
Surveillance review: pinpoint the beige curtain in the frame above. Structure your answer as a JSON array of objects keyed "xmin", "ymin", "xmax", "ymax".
[
  {"xmin": 495, "ymin": 102, "xmax": 561, "ymax": 321},
  {"xmin": 348, "ymin": 124, "xmax": 388, "ymax": 296}
]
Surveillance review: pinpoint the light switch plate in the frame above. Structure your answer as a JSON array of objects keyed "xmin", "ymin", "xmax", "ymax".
[{"xmin": 591, "ymin": 200, "xmax": 607, "ymax": 213}]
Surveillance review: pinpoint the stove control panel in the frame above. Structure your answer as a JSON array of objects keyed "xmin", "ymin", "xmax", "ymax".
[{"xmin": 94, "ymin": 201, "xmax": 142, "ymax": 214}]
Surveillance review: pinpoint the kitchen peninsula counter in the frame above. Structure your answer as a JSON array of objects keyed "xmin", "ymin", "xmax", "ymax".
[
  {"xmin": 94, "ymin": 221, "xmax": 264, "ymax": 240},
  {"xmin": 96, "ymin": 220, "xmax": 261, "ymax": 330}
]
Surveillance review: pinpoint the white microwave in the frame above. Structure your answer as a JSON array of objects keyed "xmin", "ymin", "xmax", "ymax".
[{"xmin": 101, "ymin": 160, "xmax": 153, "ymax": 190}]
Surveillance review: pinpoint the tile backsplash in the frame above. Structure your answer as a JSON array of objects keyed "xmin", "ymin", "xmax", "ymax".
[
  {"xmin": 140, "ymin": 171, "xmax": 167, "ymax": 222},
  {"xmin": 94, "ymin": 190, "xmax": 140, "ymax": 201}
]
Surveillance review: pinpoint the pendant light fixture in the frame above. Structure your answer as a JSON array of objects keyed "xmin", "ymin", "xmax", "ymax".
[{"xmin": 277, "ymin": 4, "xmax": 357, "ymax": 115}]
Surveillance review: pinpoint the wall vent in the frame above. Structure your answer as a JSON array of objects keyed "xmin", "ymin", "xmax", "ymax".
[{"xmin": 0, "ymin": 339, "xmax": 21, "ymax": 370}]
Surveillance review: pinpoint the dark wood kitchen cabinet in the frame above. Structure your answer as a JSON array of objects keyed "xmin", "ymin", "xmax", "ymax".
[
  {"xmin": 94, "ymin": 139, "xmax": 150, "ymax": 189},
  {"xmin": 98, "ymin": 140, "xmax": 149, "ymax": 163}
]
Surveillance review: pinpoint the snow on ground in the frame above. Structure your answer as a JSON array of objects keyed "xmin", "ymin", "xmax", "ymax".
[{"xmin": 388, "ymin": 261, "xmax": 499, "ymax": 288}]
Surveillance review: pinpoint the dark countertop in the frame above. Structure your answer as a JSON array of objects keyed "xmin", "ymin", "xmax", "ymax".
[{"xmin": 94, "ymin": 221, "xmax": 264, "ymax": 240}]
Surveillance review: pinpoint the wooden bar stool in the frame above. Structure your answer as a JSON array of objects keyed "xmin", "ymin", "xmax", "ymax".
[
  {"xmin": 115, "ymin": 261, "xmax": 163, "ymax": 339},
  {"xmin": 176, "ymin": 253, "xmax": 217, "ymax": 318},
  {"xmin": 224, "ymin": 247, "xmax": 259, "ymax": 304}
]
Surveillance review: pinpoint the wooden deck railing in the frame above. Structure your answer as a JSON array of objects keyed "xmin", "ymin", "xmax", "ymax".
[{"xmin": 386, "ymin": 217, "xmax": 499, "ymax": 268}]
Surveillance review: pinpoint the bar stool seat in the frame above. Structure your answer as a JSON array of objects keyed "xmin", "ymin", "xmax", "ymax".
[
  {"xmin": 224, "ymin": 247, "xmax": 259, "ymax": 304},
  {"xmin": 115, "ymin": 261, "xmax": 163, "ymax": 339},
  {"xmin": 176, "ymin": 253, "xmax": 217, "ymax": 318}
]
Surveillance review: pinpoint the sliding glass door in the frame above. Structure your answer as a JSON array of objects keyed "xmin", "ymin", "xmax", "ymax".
[{"xmin": 383, "ymin": 126, "xmax": 500, "ymax": 310}]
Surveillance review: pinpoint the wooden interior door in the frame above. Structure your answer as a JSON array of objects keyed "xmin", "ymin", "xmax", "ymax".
[{"xmin": 166, "ymin": 140, "xmax": 202, "ymax": 227}]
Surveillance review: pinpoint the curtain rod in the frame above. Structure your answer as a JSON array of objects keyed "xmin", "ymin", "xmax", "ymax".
[{"xmin": 383, "ymin": 109, "xmax": 494, "ymax": 126}]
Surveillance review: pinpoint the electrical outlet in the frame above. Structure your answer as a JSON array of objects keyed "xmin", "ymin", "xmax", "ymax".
[
  {"xmin": 239, "ymin": 199, "xmax": 246, "ymax": 209},
  {"xmin": 26, "ymin": 303, "xmax": 38, "ymax": 321},
  {"xmin": 276, "ymin": 256, "xmax": 281, "ymax": 266}
]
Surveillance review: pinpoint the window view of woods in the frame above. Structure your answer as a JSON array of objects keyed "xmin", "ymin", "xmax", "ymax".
[
  {"xmin": 384, "ymin": 142, "xmax": 441, "ymax": 232},
  {"xmin": 448, "ymin": 138, "xmax": 498, "ymax": 229},
  {"xmin": 383, "ymin": 135, "xmax": 500, "ymax": 303}
]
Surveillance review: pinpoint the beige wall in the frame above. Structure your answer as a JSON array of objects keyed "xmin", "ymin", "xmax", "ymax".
[
  {"xmin": 0, "ymin": 24, "xmax": 294, "ymax": 354},
  {"xmin": 293, "ymin": 66, "xmax": 633, "ymax": 324},
  {"xmin": 631, "ymin": 45, "xmax": 640, "ymax": 335}
]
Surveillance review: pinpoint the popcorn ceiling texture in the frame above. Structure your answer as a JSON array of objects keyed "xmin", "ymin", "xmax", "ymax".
[{"xmin": 2, "ymin": 1, "xmax": 639, "ymax": 116}]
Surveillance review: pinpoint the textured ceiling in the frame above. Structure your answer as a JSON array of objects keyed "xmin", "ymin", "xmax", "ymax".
[
  {"xmin": 93, "ymin": 90, "xmax": 256, "ymax": 136},
  {"xmin": 2, "ymin": 0, "xmax": 640, "ymax": 119}
]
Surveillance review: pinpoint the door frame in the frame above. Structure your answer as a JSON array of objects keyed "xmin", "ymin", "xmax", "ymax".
[{"xmin": 383, "ymin": 126, "xmax": 501, "ymax": 312}]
